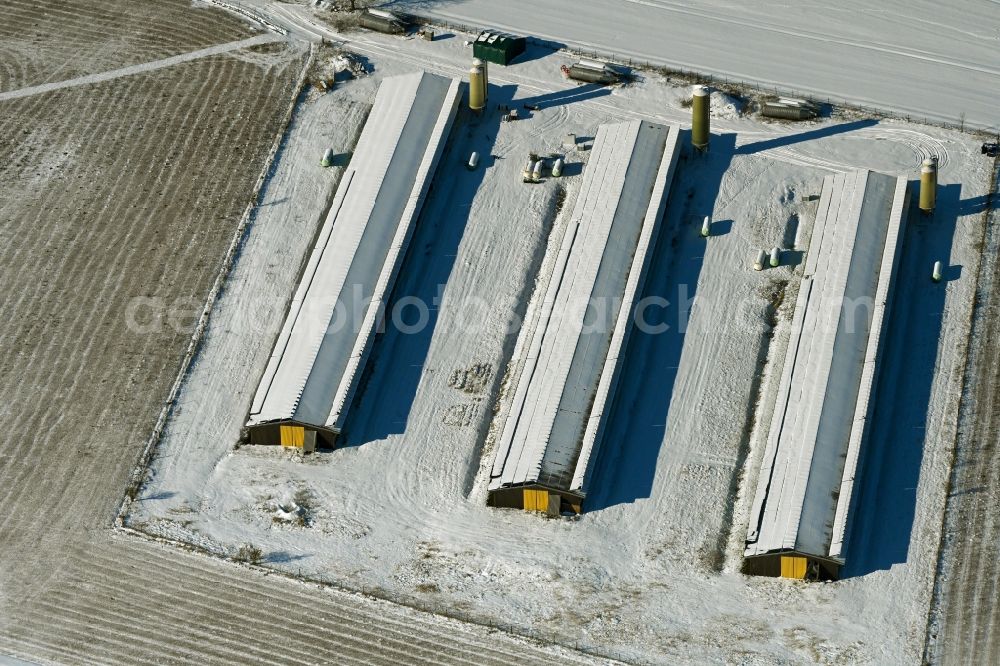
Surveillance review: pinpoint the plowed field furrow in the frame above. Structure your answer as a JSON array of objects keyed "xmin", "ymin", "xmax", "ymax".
[
  {"xmin": 38, "ymin": 562, "xmax": 406, "ymax": 665},
  {"xmin": 7, "ymin": 540, "xmax": 584, "ymax": 665},
  {"xmin": 79, "ymin": 544, "xmax": 540, "ymax": 666},
  {"xmin": 0, "ymin": 82, "xmax": 142, "ymax": 526},
  {"xmin": 932, "ymin": 161, "xmax": 1000, "ymax": 665},
  {"xmin": 0, "ymin": 58, "xmax": 253, "ymax": 532},
  {"xmin": 0, "ymin": 0, "xmax": 253, "ymax": 92},
  {"xmin": 107, "ymin": 538, "xmax": 589, "ymax": 665}
]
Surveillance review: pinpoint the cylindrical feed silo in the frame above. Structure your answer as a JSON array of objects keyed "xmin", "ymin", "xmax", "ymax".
[
  {"xmin": 919, "ymin": 157, "xmax": 937, "ymax": 213},
  {"xmin": 473, "ymin": 57, "xmax": 488, "ymax": 102},
  {"xmin": 469, "ymin": 65, "xmax": 485, "ymax": 112},
  {"xmin": 691, "ymin": 85, "xmax": 710, "ymax": 151}
]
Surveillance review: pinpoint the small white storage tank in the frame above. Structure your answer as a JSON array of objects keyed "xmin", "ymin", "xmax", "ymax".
[
  {"xmin": 754, "ymin": 249, "xmax": 767, "ymax": 271},
  {"xmin": 769, "ymin": 246, "xmax": 782, "ymax": 267},
  {"xmin": 523, "ymin": 158, "xmax": 535, "ymax": 182}
]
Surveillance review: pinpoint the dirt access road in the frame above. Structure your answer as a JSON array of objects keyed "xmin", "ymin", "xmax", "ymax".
[{"xmin": 0, "ymin": 1, "xmax": 591, "ymax": 664}]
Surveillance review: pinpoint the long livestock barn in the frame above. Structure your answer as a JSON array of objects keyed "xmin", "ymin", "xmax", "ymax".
[
  {"xmin": 489, "ymin": 120, "xmax": 681, "ymax": 515},
  {"xmin": 246, "ymin": 72, "xmax": 461, "ymax": 450},
  {"xmin": 745, "ymin": 170, "xmax": 910, "ymax": 580}
]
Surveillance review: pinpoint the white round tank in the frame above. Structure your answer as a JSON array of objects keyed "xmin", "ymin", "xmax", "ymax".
[
  {"xmin": 552, "ymin": 158, "xmax": 564, "ymax": 178},
  {"xmin": 769, "ymin": 246, "xmax": 782, "ymax": 268},
  {"xmin": 467, "ymin": 152, "xmax": 479, "ymax": 170},
  {"xmin": 932, "ymin": 260, "xmax": 943, "ymax": 283},
  {"xmin": 578, "ymin": 58, "xmax": 611, "ymax": 72},
  {"xmin": 532, "ymin": 160, "xmax": 543, "ymax": 180},
  {"xmin": 523, "ymin": 158, "xmax": 534, "ymax": 181},
  {"xmin": 754, "ymin": 249, "xmax": 767, "ymax": 271},
  {"xmin": 701, "ymin": 215, "xmax": 711, "ymax": 237}
]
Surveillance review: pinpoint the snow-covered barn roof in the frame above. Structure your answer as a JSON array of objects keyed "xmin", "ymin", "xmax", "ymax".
[
  {"xmin": 745, "ymin": 170, "xmax": 909, "ymax": 563},
  {"xmin": 247, "ymin": 72, "xmax": 460, "ymax": 434},
  {"xmin": 489, "ymin": 120, "xmax": 681, "ymax": 498}
]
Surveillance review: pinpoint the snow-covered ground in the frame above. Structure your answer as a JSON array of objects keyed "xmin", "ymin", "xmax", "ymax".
[
  {"xmin": 128, "ymin": 22, "xmax": 993, "ymax": 664},
  {"xmin": 387, "ymin": 0, "xmax": 1000, "ymax": 131}
]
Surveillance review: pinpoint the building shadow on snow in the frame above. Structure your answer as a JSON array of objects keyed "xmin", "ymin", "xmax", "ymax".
[
  {"xmin": 586, "ymin": 132, "xmax": 738, "ymax": 511},
  {"xmin": 957, "ymin": 193, "xmax": 989, "ymax": 216},
  {"xmin": 735, "ymin": 119, "xmax": 878, "ymax": 155},
  {"xmin": 517, "ymin": 83, "xmax": 611, "ymax": 111},
  {"xmin": 841, "ymin": 182, "xmax": 963, "ymax": 577},
  {"xmin": 339, "ymin": 85, "xmax": 517, "ymax": 446},
  {"xmin": 509, "ymin": 40, "xmax": 566, "ymax": 65}
]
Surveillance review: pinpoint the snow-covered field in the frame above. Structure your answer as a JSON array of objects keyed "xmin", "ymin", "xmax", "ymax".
[
  {"xmin": 388, "ymin": 0, "xmax": 1000, "ymax": 131},
  {"xmin": 128, "ymin": 17, "xmax": 993, "ymax": 665}
]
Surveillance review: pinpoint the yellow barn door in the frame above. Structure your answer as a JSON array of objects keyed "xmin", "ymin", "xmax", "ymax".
[
  {"xmin": 523, "ymin": 488, "xmax": 548, "ymax": 512},
  {"xmin": 780, "ymin": 555, "xmax": 808, "ymax": 579},
  {"xmin": 280, "ymin": 425, "xmax": 305, "ymax": 448}
]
